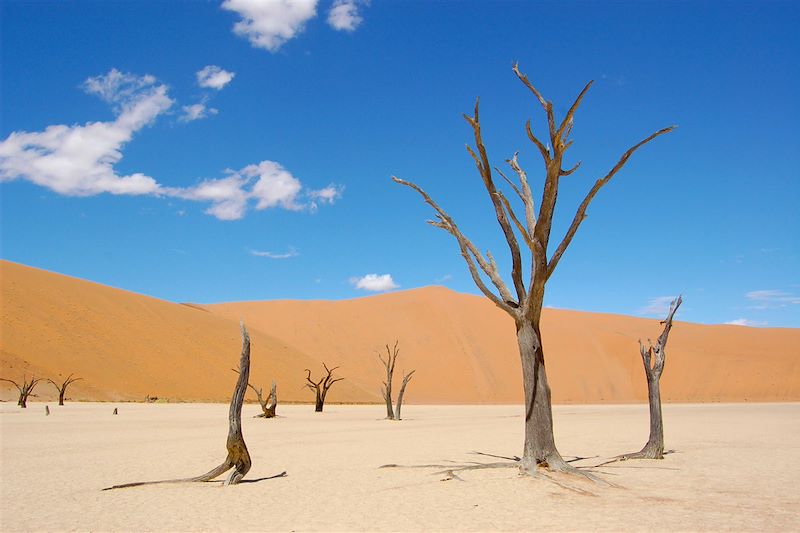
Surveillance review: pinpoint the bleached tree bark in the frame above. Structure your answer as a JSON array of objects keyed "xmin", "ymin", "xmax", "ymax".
[
  {"xmin": 393, "ymin": 63, "xmax": 674, "ymax": 476},
  {"xmin": 47, "ymin": 374, "xmax": 82, "ymax": 406},
  {"xmin": 305, "ymin": 363, "xmax": 343, "ymax": 412}
]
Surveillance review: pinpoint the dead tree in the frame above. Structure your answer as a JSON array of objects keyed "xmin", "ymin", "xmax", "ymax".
[
  {"xmin": 233, "ymin": 369, "xmax": 277, "ymax": 418},
  {"xmin": 395, "ymin": 370, "xmax": 416, "ymax": 421},
  {"xmin": 393, "ymin": 63, "xmax": 673, "ymax": 476},
  {"xmin": 47, "ymin": 374, "xmax": 82, "ymax": 406},
  {"xmin": 1, "ymin": 375, "xmax": 41, "ymax": 408},
  {"xmin": 622, "ymin": 295, "xmax": 682, "ymax": 461},
  {"xmin": 378, "ymin": 342, "xmax": 416, "ymax": 420},
  {"xmin": 305, "ymin": 363, "xmax": 343, "ymax": 412},
  {"xmin": 103, "ymin": 322, "xmax": 286, "ymax": 490},
  {"xmin": 378, "ymin": 342, "xmax": 399, "ymax": 419}
]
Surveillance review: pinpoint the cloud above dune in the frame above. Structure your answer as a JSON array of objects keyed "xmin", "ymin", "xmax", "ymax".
[
  {"xmin": 0, "ymin": 69, "xmax": 171, "ymax": 197},
  {"xmin": 349, "ymin": 273, "xmax": 399, "ymax": 292},
  {"xmin": 724, "ymin": 318, "xmax": 767, "ymax": 327},
  {"xmin": 250, "ymin": 247, "xmax": 299, "ymax": 259},
  {"xmin": 0, "ymin": 69, "xmax": 342, "ymax": 220},
  {"xmin": 639, "ymin": 295, "xmax": 678, "ymax": 316},
  {"xmin": 745, "ymin": 289, "xmax": 800, "ymax": 309}
]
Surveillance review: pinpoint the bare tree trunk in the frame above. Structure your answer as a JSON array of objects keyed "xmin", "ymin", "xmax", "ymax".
[
  {"xmin": 48, "ymin": 374, "xmax": 82, "ymax": 406},
  {"xmin": 616, "ymin": 296, "xmax": 682, "ymax": 462},
  {"xmin": 104, "ymin": 322, "xmax": 260, "ymax": 489},
  {"xmin": 395, "ymin": 370, "xmax": 415, "ymax": 420},
  {"xmin": 2, "ymin": 376, "xmax": 41, "ymax": 408},
  {"xmin": 379, "ymin": 342, "xmax": 399, "ymax": 420},
  {"xmin": 517, "ymin": 321, "xmax": 568, "ymax": 473},
  {"xmin": 305, "ymin": 364, "xmax": 343, "ymax": 413}
]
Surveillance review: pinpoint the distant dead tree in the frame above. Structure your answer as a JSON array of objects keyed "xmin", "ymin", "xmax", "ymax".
[
  {"xmin": 378, "ymin": 341, "xmax": 416, "ymax": 420},
  {"xmin": 232, "ymin": 369, "xmax": 277, "ymax": 418},
  {"xmin": 619, "ymin": 295, "xmax": 682, "ymax": 461},
  {"xmin": 47, "ymin": 374, "xmax": 82, "ymax": 406},
  {"xmin": 105, "ymin": 322, "xmax": 285, "ymax": 490},
  {"xmin": 393, "ymin": 63, "xmax": 673, "ymax": 476},
  {"xmin": 1, "ymin": 375, "xmax": 41, "ymax": 408},
  {"xmin": 305, "ymin": 363, "xmax": 343, "ymax": 412},
  {"xmin": 45, "ymin": 405, "xmax": 50, "ymax": 416}
]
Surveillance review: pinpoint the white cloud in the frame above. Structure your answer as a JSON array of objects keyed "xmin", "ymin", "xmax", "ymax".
[
  {"xmin": 0, "ymin": 69, "xmax": 172, "ymax": 196},
  {"xmin": 327, "ymin": 0, "xmax": 367, "ymax": 32},
  {"xmin": 222, "ymin": 0, "xmax": 318, "ymax": 52},
  {"xmin": 246, "ymin": 160, "xmax": 303, "ymax": 210},
  {"xmin": 196, "ymin": 65, "xmax": 235, "ymax": 90},
  {"xmin": 180, "ymin": 102, "xmax": 219, "ymax": 122},
  {"xmin": 639, "ymin": 296, "xmax": 678, "ymax": 316},
  {"xmin": 308, "ymin": 184, "xmax": 343, "ymax": 211},
  {"xmin": 1, "ymin": 69, "xmax": 342, "ymax": 221},
  {"xmin": 250, "ymin": 247, "xmax": 299, "ymax": 259},
  {"xmin": 724, "ymin": 318, "xmax": 768, "ymax": 327},
  {"xmin": 745, "ymin": 289, "xmax": 800, "ymax": 309},
  {"xmin": 350, "ymin": 273, "xmax": 399, "ymax": 292}
]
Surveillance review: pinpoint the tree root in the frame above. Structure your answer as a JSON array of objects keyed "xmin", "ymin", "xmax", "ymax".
[{"xmin": 594, "ymin": 448, "xmax": 675, "ymax": 467}]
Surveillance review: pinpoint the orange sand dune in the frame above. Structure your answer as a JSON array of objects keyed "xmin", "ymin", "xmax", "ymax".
[
  {"xmin": 0, "ymin": 261, "xmax": 373, "ymax": 403},
  {"xmin": 2, "ymin": 260, "xmax": 798, "ymax": 403}
]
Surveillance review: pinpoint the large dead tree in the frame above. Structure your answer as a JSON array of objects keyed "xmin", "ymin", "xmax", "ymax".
[
  {"xmin": 378, "ymin": 341, "xmax": 416, "ymax": 420},
  {"xmin": 47, "ymin": 374, "xmax": 82, "ymax": 406},
  {"xmin": 104, "ymin": 322, "xmax": 284, "ymax": 490},
  {"xmin": 1, "ymin": 375, "xmax": 41, "ymax": 408},
  {"xmin": 622, "ymin": 295, "xmax": 682, "ymax": 460},
  {"xmin": 305, "ymin": 363, "xmax": 343, "ymax": 412},
  {"xmin": 393, "ymin": 63, "xmax": 674, "ymax": 475}
]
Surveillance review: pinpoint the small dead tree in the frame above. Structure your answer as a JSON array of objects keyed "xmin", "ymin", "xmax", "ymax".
[
  {"xmin": 0, "ymin": 375, "xmax": 41, "ymax": 408},
  {"xmin": 305, "ymin": 363, "xmax": 343, "ymax": 412},
  {"xmin": 393, "ymin": 63, "xmax": 673, "ymax": 476},
  {"xmin": 378, "ymin": 341, "xmax": 416, "ymax": 420},
  {"xmin": 47, "ymin": 374, "xmax": 82, "ymax": 406},
  {"xmin": 621, "ymin": 295, "xmax": 682, "ymax": 461},
  {"xmin": 233, "ymin": 369, "xmax": 277, "ymax": 418},
  {"xmin": 104, "ymin": 322, "xmax": 287, "ymax": 490}
]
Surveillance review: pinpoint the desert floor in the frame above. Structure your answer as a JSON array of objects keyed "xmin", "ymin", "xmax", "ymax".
[{"xmin": 1, "ymin": 402, "xmax": 798, "ymax": 532}]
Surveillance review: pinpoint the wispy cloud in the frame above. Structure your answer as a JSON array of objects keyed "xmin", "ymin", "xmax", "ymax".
[
  {"xmin": 639, "ymin": 295, "xmax": 678, "ymax": 316},
  {"xmin": 249, "ymin": 247, "xmax": 299, "ymax": 259},
  {"xmin": 745, "ymin": 289, "xmax": 800, "ymax": 309},
  {"xmin": 434, "ymin": 274, "xmax": 452, "ymax": 283},
  {"xmin": 327, "ymin": 0, "xmax": 367, "ymax": 32},
  {"xmin": 196, "ymin": 65, "xmax": 235, "ymax": 90},
  {"xmin": 0, "ymin": 69, "xmax": 342, "ymax": 221},
  {"xmin": 180, "ymin": 99, "xmax": 219, "ymax": 122},
  {"xmin": 0, "ymin": 69, "xmax": 171, "ymax": 196},
  {"xmin": 724, "ymin": 318, "xmax": 768, "ymax": 327},
  {"xmin": 349, "ymin": 273, "xmax": 399, "ymax": 292},
  {"xmin": 222, "ymin": 0, "xmax": 318, "ymax": 52}
]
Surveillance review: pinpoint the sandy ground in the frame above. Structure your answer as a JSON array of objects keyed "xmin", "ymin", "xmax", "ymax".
[{"xmin": 1, "ymin": 402, "xmax": 797, "ymax": 532}]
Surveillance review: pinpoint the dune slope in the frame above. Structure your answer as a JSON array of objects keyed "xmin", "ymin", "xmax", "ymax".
[{"xmin": 2, "ymin": 260, "xmax": 798, "ymax": 403}]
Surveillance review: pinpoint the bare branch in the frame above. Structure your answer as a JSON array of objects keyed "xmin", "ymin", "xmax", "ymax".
[
  {"xmin": 560, "ymin": 161, "xmax": 582, "ymax": 176},
  {"xmin": 556, "ymin": 80, "xmax": 593, "ymax": 141},
  {"xmin": 513, "ymin": 63, "xmax": 556, "ymax": 143},
  {"xmin": 392, "ymin": 176, "xmax": 518, "ymax": 315},
  {"xmin": 525, "ymin": 120, "xmax": 551, "ymax": 163},
  {"xmin": 546, "ymin": 126, "xmax": 676, "ymax": 279},
  {"xmin": 464, "ymin": 99, "xmax": 526, "ymax": 301}
]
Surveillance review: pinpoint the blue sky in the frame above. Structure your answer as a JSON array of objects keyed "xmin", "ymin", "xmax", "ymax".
[{"xmin": 1, "ymin": 0, "xmax": 798, "ymax": 328}]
